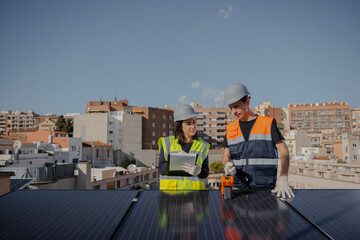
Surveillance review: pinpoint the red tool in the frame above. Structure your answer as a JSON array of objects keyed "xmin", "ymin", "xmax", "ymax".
[{"xmin": 221, "ymin": 175, "xmax": 234, "ymax": 200}]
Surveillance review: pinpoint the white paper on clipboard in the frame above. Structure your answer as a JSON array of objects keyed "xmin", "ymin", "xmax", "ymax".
[{"xmin": 169, "ymin": 152, "xmax": 197, "ymax": 171}]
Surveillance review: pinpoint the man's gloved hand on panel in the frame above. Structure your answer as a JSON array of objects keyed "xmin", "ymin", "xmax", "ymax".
[
  {"xmin": 271, "ymin": 176, "xmax": 295, "ymax": 200},
  {"xmin": 182, "ymin": 163, "xmax": 201, "ymax": 176},
  {"xmin": 224, "ymin": 162, "xmax": 236, "ymax": 176}
]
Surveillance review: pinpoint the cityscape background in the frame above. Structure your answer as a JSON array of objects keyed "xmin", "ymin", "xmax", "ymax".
[
  {"xmin": 1, "ymin": 0, "xmax": 360, "ymax": 115},
  {"xmin": 1, "ymin": 1, "xmax": 360, "ymax": 238}
]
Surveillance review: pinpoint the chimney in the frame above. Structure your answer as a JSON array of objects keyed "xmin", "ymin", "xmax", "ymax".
[
  {"xmin": 48, "ymin": 130, "xmax": 53, "ymax": 144},
  {"xmin": 114, "ymin": 97, "xmax": 117, "ymax": 102}
]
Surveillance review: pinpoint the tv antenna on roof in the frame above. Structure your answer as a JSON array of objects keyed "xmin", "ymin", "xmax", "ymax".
[{"xmin": 127, "ymin": 164, "xmax": 136, "ymax": 172}]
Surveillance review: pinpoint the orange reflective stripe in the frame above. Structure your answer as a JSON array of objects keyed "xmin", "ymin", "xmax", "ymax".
[
  {"xmin": 250, "ymin": 116, "xmax": 273, "ymax": 135},
  {"xmin": 226, "ymin": 120, "xmax": 243, "ymax": 140}
]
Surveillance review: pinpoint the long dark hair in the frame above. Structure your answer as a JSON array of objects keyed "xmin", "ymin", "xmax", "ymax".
[{"xmin": 174, "ymin": 121, "xmax": 198, "ymax": 145}]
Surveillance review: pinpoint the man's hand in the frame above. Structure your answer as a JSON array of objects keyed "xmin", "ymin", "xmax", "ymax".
[
  {"xmin": 224, "ymin": 162, "xmax": 236, "ymax": 176},
  {"xmin": 182, "ymin": 163, "xmax": 201, "ymax": 176},
  {"xmin": 271, "ymin": 176, "xmax": 295, "ymax": 200}
]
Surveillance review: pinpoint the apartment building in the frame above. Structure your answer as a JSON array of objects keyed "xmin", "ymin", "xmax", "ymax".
[
  {"xmin": 0, "ymin": 110, "xmax": 39, "ymax": 133},
  {"xmin": 74, "ymin": 111, "xmax": 158, "ymax": 167},
  {"xmin": 284, "ymin": 130, "xmax": 312, "ymax": 157},
  {"xmin": 85, "ymin": 98, "xmax": 174, "ymax": 150},
  {"xmin": 27, "ymin": 130, "xmax": 82, "ymax": 164},
  {"xmin": 254, "ymin": 102, "xmax": 286, "ymax": 131},
  {"xmin": 352, "ymin": 107, "xmax": 360, "ymax": 133},
  {"xmin": 34, "ymin": 115, "xmax": 58, "ymax": 128},
  {"xmin": 342, "ymin": 132, "xmax": 360, "ymax": 164},
  {"xmin": 288, "ymin": 101, "xmax": 352, "ymax": 133},
  {"xmin": 289, "ymin": 160, "xmax": 360, "ymax": 189}
]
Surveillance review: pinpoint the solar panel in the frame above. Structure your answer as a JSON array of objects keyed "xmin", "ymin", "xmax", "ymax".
[
  {"xmin": 10, "ymin": 178, "xmax": 34, "ymax": 192},
  {"xmin": 115, "ymin": 190, "xmax": 326, "ymax": 239},
  {"xmin": 287, "ymin": 189, "xmax": 360, "ymax": 239},
  {"xmin": 0, "ymin": 190, "xmax": 139, "ymax": 240}
]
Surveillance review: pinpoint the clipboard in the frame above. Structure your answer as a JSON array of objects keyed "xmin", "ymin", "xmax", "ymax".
[{"xmin": 167, "ymin": 152, "xmax": 197, "ymax": 176}]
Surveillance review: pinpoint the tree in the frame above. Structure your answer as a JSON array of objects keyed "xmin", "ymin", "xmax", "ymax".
[
  {"xmin": 121, "ymin": 156, "xmax": 136, "ymax": 169},
  {"xmin": 55, "ymin": 115, "xmax": 73, "ymax": 136},
  {"xmin": 209, "ymin": 160, "xmax": 224, "ymax": 174},
  {"xmin": 55, "ymin": 115, "xmax": 66, "ymax": 131}
]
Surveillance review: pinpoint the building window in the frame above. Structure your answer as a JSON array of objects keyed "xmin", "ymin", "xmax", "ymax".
[
  {"xmin": 329, "ymin": 116, "xmax": 333, "ymax": 121},
  {"xmin": 328, "ymin": 110, "xmax": 333, "ymax": 115},
  {"xmin": 298, "ymin": 110, "xmax": 302, "ymax": 116},
  {"xmin": 305, "ymin": 111, "xmax": 310, "ymax": 116},
  {"xmin": 152, "ymin": 131, "xmax": 155, "ymax": 136},
  {"xmin": 337, "ymin": 122, "xmax": 342, "ymax": 127},
  {"xmin": 314, "ymin": 122, "xmax": 318, "ymax": 128},
  {"xmin": 321, "ymin": 110, "xmax": 325, "ymax": 115},
  {"xmin": 321, "ymin": 122, "xmax": 326, "ymax": 128},
  {"xmin": 163, "ymin": 123, "xmax": 166, "ymax": 128},
  {"xmin": 169, "ymin": 116, "xmax": 172, "ymax": 120},
  {"xmin": 329, "ymin": 122, "xmax": 334, "ymax": 127},
  {"xmin": 96, "ymin": 149, "xmax": 99, "ymax": 158},
  {"xmin": 337, "ymin": 116, "xmax": 342, "ymax": 121},
  {"xmin": 152, "ymin": 122, "xmax": 156, "ymax": 127},
  {"xmin": 354, "ymin": 155, "xmax": 358, "ymax": 160},
  {"xmin": 152, "ymin": 114, "xmax": 156, "ymax": 118},
  {"xmin": 353, "ymin": 143, "xmax": 357, "ymax": 148},
  {"xmin": 152, "ymin": 140, "xmax": 155, "ymax": 145},
  {"xmin": 163, "ymin": 115, "xmax": 166, "ymax": 120},
  {"xmin": 337, "ymin": 109, "xmax": 342, "ymax": 115},
  {"xmin": 163, "ymin": 132, "xmax": 166, "ymax": 136}
]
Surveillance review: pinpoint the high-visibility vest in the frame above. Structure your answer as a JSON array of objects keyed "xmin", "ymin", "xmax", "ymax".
[
  {"xmin": 158, "ymin": 136, "xmax": 210, "ymax": 191},
  {"xmin": 226, "ymin": 116, "xmax": 278, "ymax": 188}
]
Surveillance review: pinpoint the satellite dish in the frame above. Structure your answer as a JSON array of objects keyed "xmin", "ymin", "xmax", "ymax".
[
  {"xmin": 13, "ymin": 140, "xmax": 22, "ymax": 150},
  {"xmin": 127, "ymin": 164, "xmax": 136, "ymax": 172}
]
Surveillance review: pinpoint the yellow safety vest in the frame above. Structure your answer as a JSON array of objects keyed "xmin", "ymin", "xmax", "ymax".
[{"xmin": 158, "ymin": 136, "xmax": 210, "ymax": 191}]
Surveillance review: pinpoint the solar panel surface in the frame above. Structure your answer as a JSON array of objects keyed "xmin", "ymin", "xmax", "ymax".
[
  {"xmin": 116, "ymin": 190, "xmax": 327, "ymax": 240},
  {"xmin": 10, "ymin": 178, "xmax": 34, "ymax": 192},
  {"xmin": 287, "ymin": 189, "xmax": 360, "ymax": 240},
  {"xmin": 0, "ymin": 190, "xmax": 139, "ymax": 240}
]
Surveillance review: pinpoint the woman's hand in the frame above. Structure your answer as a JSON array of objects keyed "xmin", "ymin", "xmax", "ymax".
[{"xmin": 182, "ymin": 163, "xmax": 201, "ymax": 176}]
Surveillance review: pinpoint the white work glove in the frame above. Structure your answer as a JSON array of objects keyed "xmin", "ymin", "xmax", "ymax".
[
  {"xmin": 182, "ymin": 163, "xmax": 201, "ymax": 176},
  {"xmin": 271, "ymin": 176, "xmax": 295, "ymax": 200},
  {"xmin": 224, "ymin": 162, "xmax": 236, "ymax": 176}
]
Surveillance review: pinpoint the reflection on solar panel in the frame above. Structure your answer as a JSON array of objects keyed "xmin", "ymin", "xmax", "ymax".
[
  {"xmin": 287, "ymin": 189, "xmax": 360, "ymax": 240},
  {"xmin": 116, "ymin": 190, "xmax": 326, "ymax": 240},
  {"xmin": 0, "ymin": 190, "xmax": 139, "ymax": 240},
  {"xmin": 10, "ymin": 178, "xmax": 34, "ymax": 192}
]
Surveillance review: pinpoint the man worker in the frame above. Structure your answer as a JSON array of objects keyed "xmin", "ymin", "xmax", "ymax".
[{"xmin": 222, "ymin": 83, "xmax": 294, "ymax": 199}]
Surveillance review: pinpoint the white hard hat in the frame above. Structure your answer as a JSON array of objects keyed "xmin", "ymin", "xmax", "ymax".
[
  {"xmin": 224, "ymin": 83, "xmax": 250, "ymax": 105},
  {"xmin": 174, "ymin": 104, "xmax": 197, "ymax": 122}
]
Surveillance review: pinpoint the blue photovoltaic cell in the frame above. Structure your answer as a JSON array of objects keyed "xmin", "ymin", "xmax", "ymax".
[
  {"xmin": 10, "ymin": 179, "xmax": 34, "ymax": 192},
  {"xmin": 0, "ymin": 190, "xmax": 138, "ymax": 240},
  {"xmin": 287, "ymin": 189, "xmax": 360, "ymax": 240},
  {"xmin": 116, "ymin": 190, "xmax": 326, "ymax": 240}
]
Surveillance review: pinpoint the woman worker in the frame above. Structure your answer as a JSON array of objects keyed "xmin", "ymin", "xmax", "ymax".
[{"xmin": 158, "ymin": 104, "xmax": 210, "ymax": 191}]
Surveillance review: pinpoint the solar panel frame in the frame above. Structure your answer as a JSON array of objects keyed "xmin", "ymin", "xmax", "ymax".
[{"xmin": 0, "ymin": 190, "xmax": 139, "ymax": 240}]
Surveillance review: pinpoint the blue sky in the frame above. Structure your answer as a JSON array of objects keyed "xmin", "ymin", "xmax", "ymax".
[{"xmin": 1, "ymin": 0, "xmax": 359, "ymax": 115}]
